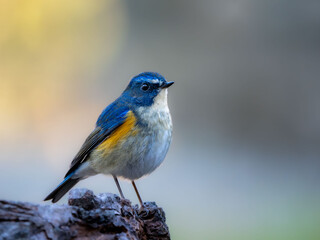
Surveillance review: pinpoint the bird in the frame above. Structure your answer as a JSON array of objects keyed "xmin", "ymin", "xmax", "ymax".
[{"xmin": 44, "ymin": 72, "xmax": 174, "ymax": 206}]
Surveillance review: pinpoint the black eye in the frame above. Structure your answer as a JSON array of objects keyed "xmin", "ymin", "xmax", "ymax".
[{"xmin": 141, "ymin": 83, "xmax": 150, "ymax": 91}]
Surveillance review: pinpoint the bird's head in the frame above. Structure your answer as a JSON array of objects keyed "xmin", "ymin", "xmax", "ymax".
[{"xmin": 122, "ymin": 72, "xmax": 174, "ymax": 107}]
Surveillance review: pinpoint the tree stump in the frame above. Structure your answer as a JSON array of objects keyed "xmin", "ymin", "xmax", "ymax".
[{"xmin": 0, "ymin": 188, "xmax": 170, "ymax": 240}]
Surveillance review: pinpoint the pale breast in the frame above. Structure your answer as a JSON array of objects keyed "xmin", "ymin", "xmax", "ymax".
[{"xmin": 113, "ymin": 103, "xmax": 172, "ymax": 180}]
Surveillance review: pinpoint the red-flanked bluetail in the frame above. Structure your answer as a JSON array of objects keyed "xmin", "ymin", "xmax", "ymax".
[{"xmin": 44, "ymin": 72, "xmax": 174, "ymax": 206}]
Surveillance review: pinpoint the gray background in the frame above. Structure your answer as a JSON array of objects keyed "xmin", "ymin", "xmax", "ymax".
[{"xmin": 0, "ymin": 1, "xmax": 319, "ymax": 239}]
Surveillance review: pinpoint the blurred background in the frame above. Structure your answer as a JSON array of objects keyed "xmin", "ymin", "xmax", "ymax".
[{"xmin": 1, "ymin": 0, "xmax": 320, "ymax": 239}]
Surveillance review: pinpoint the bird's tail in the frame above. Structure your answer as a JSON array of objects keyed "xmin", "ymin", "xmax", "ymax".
[{"xmin": 44, "ymin": 173, "xmax": 80, "ymax": 203}]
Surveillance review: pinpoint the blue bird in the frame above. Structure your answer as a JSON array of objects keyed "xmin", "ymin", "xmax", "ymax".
[{"xmin": 44, "ymin": 72, "xmax": 174, "ymax": 205}]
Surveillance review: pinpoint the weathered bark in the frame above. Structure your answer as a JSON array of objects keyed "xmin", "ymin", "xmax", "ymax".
[{"xmin": 0, "ymin": 189, "xmax": 170, "ymax": 240}]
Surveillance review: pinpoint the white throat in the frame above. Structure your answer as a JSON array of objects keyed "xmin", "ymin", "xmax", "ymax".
[
  {"xmin": 136, "ymin": 88, "xmax": 171, "ymax": 126},
  {"xmin": 153, "ymin": 89, "xmax": 169, "ymax": 111}
]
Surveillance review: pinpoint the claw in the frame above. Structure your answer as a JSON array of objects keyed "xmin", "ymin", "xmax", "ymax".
[{"xmin": 138, "ymin": 206, "xmax": 149, "ymax": 218}]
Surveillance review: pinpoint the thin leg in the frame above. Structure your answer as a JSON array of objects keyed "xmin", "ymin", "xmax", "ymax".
[
  {"xmin": 113, "ymin": 175, "xmax": 125, "ymax": 199},
  {"xmin": 132, "ymin": 180, "xmax": 144, "ymax": 207}
]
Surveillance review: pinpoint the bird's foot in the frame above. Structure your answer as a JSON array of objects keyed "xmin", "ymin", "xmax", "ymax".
[{"xmin": 137, "ymin": 204, "xmax": 150, "ymax": 218}]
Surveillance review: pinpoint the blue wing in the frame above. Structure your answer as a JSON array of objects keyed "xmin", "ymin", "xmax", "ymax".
[{"xmin": 64, "ymin": 101, "xmax": 129, "ymax": 177}]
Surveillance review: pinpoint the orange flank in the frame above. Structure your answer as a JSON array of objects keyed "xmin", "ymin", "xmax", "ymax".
[{"xmin": 96, "ymin": 111, "xmax": 138, "ymax": 154}]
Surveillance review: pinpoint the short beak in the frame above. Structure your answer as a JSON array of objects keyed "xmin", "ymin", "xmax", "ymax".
[{"xmin": 161, "ymin": 81, "xmax": 174, "ymax": 89}]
